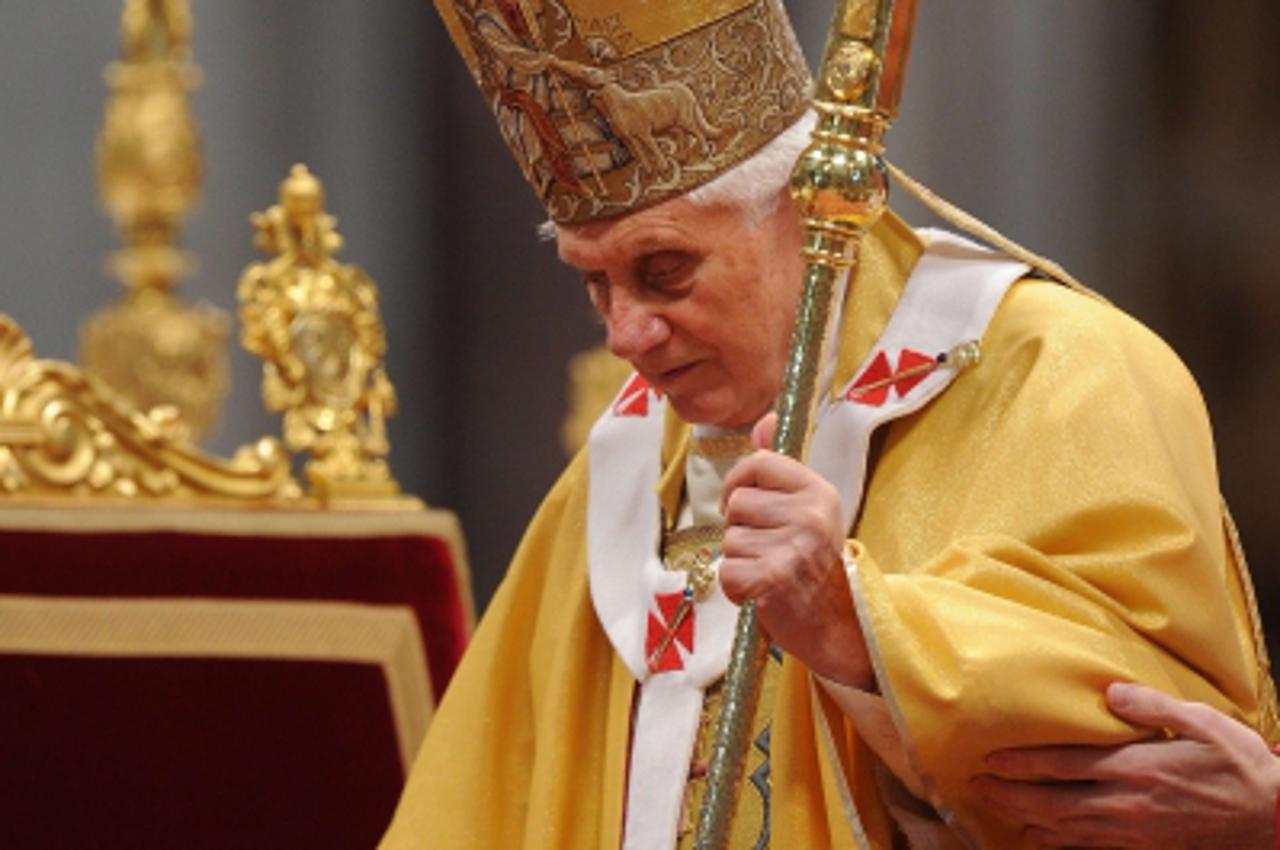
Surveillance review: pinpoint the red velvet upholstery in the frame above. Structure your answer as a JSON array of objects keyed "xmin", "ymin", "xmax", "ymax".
[{"xmin": 0, "ymin": 508, "xmax": 472, "ymax": 850}]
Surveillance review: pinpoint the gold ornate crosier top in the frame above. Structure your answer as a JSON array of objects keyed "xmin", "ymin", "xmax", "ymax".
[
  {"xmin": 238, "ymin": 165, "xmax": 401, "ymax": 503},
  {"xmin": 434, "ymin": 0, "xmax": 812, "ymax": 223}
]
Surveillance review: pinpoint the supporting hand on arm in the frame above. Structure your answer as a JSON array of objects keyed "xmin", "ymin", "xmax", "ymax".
[{"xmin": 973, "ymin": 681, "xmax": 1280, "ymax": 850}]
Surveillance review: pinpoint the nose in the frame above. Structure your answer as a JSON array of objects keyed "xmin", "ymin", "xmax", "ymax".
[{"xmin": 604, "ymin": 292, "xmax": 670, "ymax": 362}]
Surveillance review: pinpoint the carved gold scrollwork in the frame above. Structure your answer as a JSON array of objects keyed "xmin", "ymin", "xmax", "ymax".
[{"xmin": 1, "ymin": 315, "xmax": 297, "ymax": 501}]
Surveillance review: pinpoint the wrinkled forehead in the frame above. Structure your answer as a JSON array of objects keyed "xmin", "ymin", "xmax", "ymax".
[{"xmin": 555, "ymin": 195, "xmax": 717, "ymax": 269}]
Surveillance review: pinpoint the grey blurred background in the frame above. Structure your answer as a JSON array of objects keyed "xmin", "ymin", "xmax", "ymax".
[{"xmin": 2, "ymin": 2, "xmax": 1277, "ymax": 645}]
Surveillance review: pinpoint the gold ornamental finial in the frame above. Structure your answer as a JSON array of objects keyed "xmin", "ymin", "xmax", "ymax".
[
  {"xmin": 121, "ymin": 0, "xmax": 192, "ymax": 64},
  {"xmin": 238, "ymin": 165, "xmax": 402, "ymax": 505},
  {"xmin": 79, "ymin": 0, "xmax": 230, "ymax": 442}
]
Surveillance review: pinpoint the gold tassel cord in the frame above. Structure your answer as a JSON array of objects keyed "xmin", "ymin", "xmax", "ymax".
[{"xmin": 884, "ymin": 160, "xmax": 1104, "ymax": 301}]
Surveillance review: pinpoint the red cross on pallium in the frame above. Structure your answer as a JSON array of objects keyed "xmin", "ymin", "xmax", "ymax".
[
  {"xmin": 645, "ymin": 592, "xmax": 695, "ymax": 673},
  {"xmin": 846, "ymin": 349, "xmax": 938, "ymax": 407},
  {"xmin": 614, "ymin": 374, "xmax": 663, "ymax": 417}
]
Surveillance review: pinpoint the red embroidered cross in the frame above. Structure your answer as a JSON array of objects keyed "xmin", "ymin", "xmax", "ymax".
[
  {"xmin": 645, "ymin": 592, "xmax": 695, "ymax": 673},
  {"xmin": 846, "ymin": 348, "xmax": 939, "ymax": 407},
  {"xmin": 614, "ymin": 374, "xmax": 663, "ymax": 417}
]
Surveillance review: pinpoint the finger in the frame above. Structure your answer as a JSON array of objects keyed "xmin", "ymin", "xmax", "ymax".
[
  {"xmin": 719, "ymin": 526, "xmax": 811, "ymax": 600},
  {"xmin": 721, "ymin": 523, "xmax": 783, "ymax": 558},
  {"xmin": 1105, "ymin": 682, "xmax": 1224, "ymax": 744},
  {"xmin": 722, "ymin": 486, "xmax": 792, "ymax": 530},
  {"xmin": 970, "ymin": 775, "xmax": 1091, "ymax": 828},
  {"xmin": 718, "ymin": 555, "xmax": 773, "ymax": 604},
  {"xmin": 720, "ymin": 452, "xmax": 814, "ymax": 512},
  {"xmin": 983, "ymin": 746, "xmax": 1127, "ymax": 782},
  {"xmin": 1025, "ymin": 812, "xmax": 1146, "ymax": 850},
  {"xmin": 752, "ymin": 411, "xmax": 777, "ymax": 451},
  {"xmin": 972, "ymin": 777, "xmax": 1148, "ymax": 844}
]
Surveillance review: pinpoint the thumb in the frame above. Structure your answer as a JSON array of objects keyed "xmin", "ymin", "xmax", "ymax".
[
  {"xmin": 1105, "ymin": 682, "xmax": 1217, "ymax": 743},
  {"xmin": 751, "ymin": 411, "xmax": 778, "ymax": 451}
]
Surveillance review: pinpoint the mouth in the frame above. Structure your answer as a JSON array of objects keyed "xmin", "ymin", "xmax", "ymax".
[{"xmin": 654, "ymin": 361, "xmax": 700, "ymax": 387}]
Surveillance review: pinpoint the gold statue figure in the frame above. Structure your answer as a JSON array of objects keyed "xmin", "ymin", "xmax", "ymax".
[
  {"xmin": 238, "ymin": 165, "xmax": 401, "ymax": 504},
  {"xmin": 80, "ymin": 0, "xmax": 230, "ymax": 441}
]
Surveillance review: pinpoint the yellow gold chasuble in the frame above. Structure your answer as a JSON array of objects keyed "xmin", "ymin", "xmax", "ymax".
[{"xmin": 379, "ymin": 212, "xmax": 1275, "ymax": 849}]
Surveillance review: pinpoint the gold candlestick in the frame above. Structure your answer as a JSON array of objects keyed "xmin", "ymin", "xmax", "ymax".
[
  {"xmin": 79, "ymin": 0, "xmax": 230, "ymax": 442},
  {"xmin": 694, "ymin": 2, "xmax": 918, "ymax": 846}
]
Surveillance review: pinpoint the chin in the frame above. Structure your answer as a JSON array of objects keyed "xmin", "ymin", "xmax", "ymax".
[{"xmin": 668, "ymin": 393, "xmax": 760, "ymax": 429}]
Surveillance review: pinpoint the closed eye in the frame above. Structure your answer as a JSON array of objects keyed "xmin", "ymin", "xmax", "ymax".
[{"xmin": 638, "ymin": 250, "xmax": 697, "ymax": 295}]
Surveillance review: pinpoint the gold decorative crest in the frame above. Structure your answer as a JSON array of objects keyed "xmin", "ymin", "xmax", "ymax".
[
  {"xmin": 80, "ymin": 0, "xmax": 230, "ymax": 440},
  {"xmin": 435, "ymin": 0, "xmax": 812, "ymax": 223},
  {"xmin": 0, "ymin": 315, "xmax": 295, "ymax": 501},
  {"xmin": 238, "ymin": 165, "xmax": 401, "ymax": 504}
]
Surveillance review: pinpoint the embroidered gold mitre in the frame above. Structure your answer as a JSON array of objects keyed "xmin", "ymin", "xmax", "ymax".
[{"xmin": 434, "ymin": 0, "xmax": 812, "ymax": 223}]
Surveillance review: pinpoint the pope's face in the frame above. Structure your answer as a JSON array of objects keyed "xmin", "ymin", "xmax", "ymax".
[{"xmin": 557, "ymin": 193, "xmax": 805, "ymax": 428}]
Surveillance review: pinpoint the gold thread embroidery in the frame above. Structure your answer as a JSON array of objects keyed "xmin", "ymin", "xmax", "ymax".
[
  {"xmin": 439, "ymin": 0, "xmax": 812, "ymax": 223},
  {"xmin": 689, "ymin": 434, "xmax": 753, "ymax": 460}
]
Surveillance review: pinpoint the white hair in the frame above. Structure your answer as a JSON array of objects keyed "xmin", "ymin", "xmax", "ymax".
[
  {"xmin": 683, "ymin": 110, "xmax": 815, "ymax": 224},
  {"xmin": 538, "ymin": 110, "xmax": 816, "ymax": 240}
]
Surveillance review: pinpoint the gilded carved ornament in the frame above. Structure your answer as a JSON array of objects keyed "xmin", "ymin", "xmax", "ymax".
[
  {"xmin": 0, "ymin": 315, "xmax": 296, "ymax": 501},
  {"xmin": 0, "ymin": 1, "xmax": 412, "ymax": 510},
  {"xmin": 80, "ymin": 0, "xmax": 230, "ymax": 441},
  {"xmin": 238, "ymin": 165, "xmax": 402, "ymax": 505}
]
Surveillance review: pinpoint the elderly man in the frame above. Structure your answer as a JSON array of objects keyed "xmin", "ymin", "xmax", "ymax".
[{"xmin": 381, "ymin": 1, "xmax": 1276, "ymax": 847}]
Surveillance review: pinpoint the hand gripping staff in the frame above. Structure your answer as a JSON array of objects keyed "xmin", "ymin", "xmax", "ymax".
[{"xmin": 693, "ymin": 2, "xmax": 919, "ymax": 847}]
